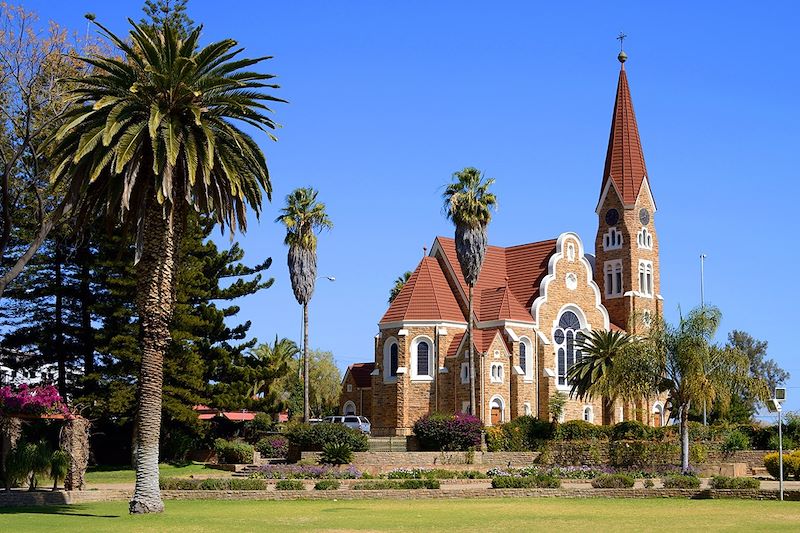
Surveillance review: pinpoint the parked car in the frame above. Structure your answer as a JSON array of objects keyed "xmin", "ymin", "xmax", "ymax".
[{"xmin": 322, "ymin": 415, "xmax": 371, "ymax": 434}]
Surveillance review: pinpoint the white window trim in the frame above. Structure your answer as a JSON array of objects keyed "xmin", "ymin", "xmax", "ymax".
[
  {"xmin": 489, "ymin": 395, "xmax": 505, "ymax": 426},
  {"xmin": 410, "ymin": 335, "xmax": 435, "ymax": 382},
  {"xmin": 520, "ymin": 336, "xmax": 533, "ymax": 382},
  {"xmin": 382, "ymin": 337, "xmax": 399, "ymax": 384},
  {"xmin": 604, "ymin": 259, "xmax": 623, "ymax": 299},
  {"xmin": 553, "ymin": 307, "xmax": 588, "ymax": 391},
  {"xmin": 583, "ymin": 405, "xmax": 594, "ymax": 423},
  {"xmin": 343, "ymin": 400, "xmax": 356, "ymax": 415},
  {"xmin": 460, "ymin": 362, "xmax": 470, "ymax": 384},
  {"xmin": 490, "ymin": 363, "xmax": 504, "ymax": 383},
  {"xmin": 602, "ymin": 226, "xmax": 623, "ymax": 251},
  {"xmin": 638, "ymin": 260, "xmax": 654, "ymax": 297},
  {"xmin": 523, "ymin": 402, "xmax": 532, "ymax": 416},
  {"xmin": 637, "ymin": 227, "xmax": 653, "ymax": 250},
  {"xmin": 346, "ymin": 383, "xmax": 353, "ymax": 392}
]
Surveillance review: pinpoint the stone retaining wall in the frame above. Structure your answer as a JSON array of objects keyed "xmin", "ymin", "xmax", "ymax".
[
  {"xmin": 301, "ymin": 451, "xmax": 541, "ymax": 473},
  {"xmin": 4, "ymin": 487, "xmax": 797, "ymax": 506}
]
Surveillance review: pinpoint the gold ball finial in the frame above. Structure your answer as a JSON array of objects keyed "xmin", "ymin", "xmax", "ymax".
[{"xmin": 618, "ymin": 50, "xmax": 627, "ymax": 63}]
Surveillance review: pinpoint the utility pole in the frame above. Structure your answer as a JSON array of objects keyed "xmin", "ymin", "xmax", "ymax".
[{"xmin": 700, "ymin": 253, "xmax": 707, "ymax": 426}]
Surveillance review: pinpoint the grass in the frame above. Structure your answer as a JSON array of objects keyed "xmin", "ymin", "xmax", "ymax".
[
  {"xmin": 1, "ymin": 498, "xmax": 799, "ymax": 532},
  {"xmin": 84, "ymin": 463, "xmax": 228, "ymax": 485}
]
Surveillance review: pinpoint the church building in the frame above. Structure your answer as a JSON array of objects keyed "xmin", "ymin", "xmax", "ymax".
[{"xmin": 342, "ymin": 52, "xmax": 668, "ymax": 436}]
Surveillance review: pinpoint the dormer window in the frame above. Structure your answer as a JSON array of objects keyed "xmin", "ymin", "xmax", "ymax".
[
  {"xmin": 603, "ymin": 227, "xmax": 623, "ymax": 251},
  {"xmin": 637, "ymin": 227, "xmax": 653, "ymax": 250}
]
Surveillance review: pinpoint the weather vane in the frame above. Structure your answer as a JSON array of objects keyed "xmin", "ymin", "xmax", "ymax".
[{"xmin": 617, "ymin": 32, "xmax": 627, "ymax": 51}]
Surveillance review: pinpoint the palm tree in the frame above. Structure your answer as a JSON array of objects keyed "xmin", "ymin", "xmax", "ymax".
[
  {"xmin": 388, "ymin": 270, "xmax": 412, "ymax": 303},
  {"xmin": 443, "ymin": 167, "xmax": 496, "ymax": 418},
  {"xmin": 248, "ymin": 336, "xmax": 299, "ymax": 404},
  {"xmin": 568, "ymin": 329, "xmax": 633, "ymax": 401},
  {"xmin": 276, "ymin": 187, "xmax": 332, "ymax": 423},
  {"xmin": 48, "ymin": 20, "xmax": 283, "ymax": 513}
]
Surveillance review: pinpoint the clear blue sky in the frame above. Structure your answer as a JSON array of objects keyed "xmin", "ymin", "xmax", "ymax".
[{"xmin": 24, "ymin": 1, "xmax": 800, "ymax": 414}]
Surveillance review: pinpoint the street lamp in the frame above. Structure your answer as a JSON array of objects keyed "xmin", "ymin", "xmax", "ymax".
[{"xmin": 767, "ymin": 387, "xmax": 787, "ymax": 501}]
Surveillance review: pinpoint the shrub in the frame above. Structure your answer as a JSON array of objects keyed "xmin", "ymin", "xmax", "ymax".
[
  {"xmin": 255, "ymin": 435, "xmax": 289, "ymax": 459},
  {"xmin": 314, "ymin": 479, "xmax": 341, "ymax": 490},
  {"xmin": 486, "ymin": 416, "xmax": 542, "ymax": 451},
  {"xmin": 412, "ymin": 412, "xmax": 482, "ymax": 451},
  {"xmin": 764, "ymin": 451, "xmax": 800, "ymax": 480},
  {"xmin": 662, "ymin": 474, "xmax": 700, "ymax": 489},
  {"xmin": 247, "ymin": 464, "xmax": 362, "ymax": 479},
  {"xmin": 352, "ymin": 479, "xmax": 440, "ymax": 490},
  {"xmin": 214, "ymin": 439, "xmax": 254, "ymax": 464},
  {"xmin": 159, "ymin": 478, "xmax": 268, "ymax": 490},
  {"xmin": 721, "ymin": 430, "xmax": 751, "ymax": 453},
  {"xmin": 320, "ymin": 442, "xmax": 353, "ymax": 465},
  {"xmin": 591, "ymin": 474, "xmax": 635, "ymax": 488},
  {"xmin": 284, "ymin": 422, "xmax": 368, "ymax": 452},
  {"xmin": 710, "ymin": 476, "xmax": 760, "ymax": 490},
  {"xmin": 555, "ymin": 420, "xmax": 607, "ymax": 441},
  {"xmin": 244, "ymin": 413, "xmax": 274, "ymax": 443},
  {"xmin": 491, "ymin": 475, "xmax": 560, "ymax": 489},
  {"xmin": 50, "ymin": 450, "xmax": 71, "ymax": 489},
  {"xmin": 384, "ymin": 468, "xmax": 488, "ymax": 480},
  {"xmin": 768, "ymin": 434, "xmax": 797, "ymax": 452},
  {"xmin": 611, "ymin": 421, "xmax": 651, "ymax": 441},
  {"xmin": 275, "ymin": 479, "xmax": 305, "ymax": 491},
  {"xmin": 690, "ymin": 443, "xmax": 708, "ymax": 464},
  {"xmin": 644, "ymin": 479, "xmax": 654, "ymax": 488}
]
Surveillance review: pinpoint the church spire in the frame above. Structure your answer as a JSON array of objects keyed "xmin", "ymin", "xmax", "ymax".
[{"xmin": 600, "ymin": 50, "xmax": 648, "ymax": 206}]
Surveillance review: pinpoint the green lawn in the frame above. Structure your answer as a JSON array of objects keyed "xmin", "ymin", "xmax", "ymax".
[
  {"xmin": 1, "ymin": 498, "xmax": 799, "ymax": 532},
  {"xmin": 85, "ymin": 463, "xmax": 228, "ymax": 485}
]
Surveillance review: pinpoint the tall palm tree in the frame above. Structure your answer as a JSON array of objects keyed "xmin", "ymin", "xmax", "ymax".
[
  {"xmin": 443, "ymin": 167, "xmax": 496, "ymax": 418},
  {"xmin": 388, "ymin": 270, "xmax": 412, "ymax": 303},
  {"xmin": 276, "ymin": 187, "xmax": 332, "ymax": 423},
  {"xmin": 48, "ymin": 20, "xmax": 283, "ymax": 513}
]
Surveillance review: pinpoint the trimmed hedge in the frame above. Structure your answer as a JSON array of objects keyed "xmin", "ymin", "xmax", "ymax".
[
  {"xmin": 214, "ymin": 439, "xmax": 254, "ymax": 464},
  {"xmin": 710, "ymin": 476, "xmax": 759, "ymax": 490},
  {"xmin": 285, "ymin": 422, "xmax": 368, "ymax": 452},
  {"xmin": 491, "ymin": 475, "xmax": 560, "ymax": 489},
  {"xmin": 314, "ymin": 479, "xmax": 341, "ymax": 490},
  {"xmin": 764, "ymin": 451, "xmax": 800, "ymax": 480},
  {"xmin": 352, "ymin": 479, "xmax": 440, "ymax": 490},
  {"xmin": 275, "ymin": 479, "xmax": 305, "ymax": 490},
  {"xmin": 159, "ymin": 478, "xmax": 267, "ymax": 490},
  {"xmin": 591, "ymin": 474, "xmax": 635, "ymax": 488},
  {"xmin": 662, "ymin": 475, "xmax": 701, "ymax": 489},
  {"xmin": 413, "ymin": 413, "xmax": 482, "ymax": 451},
  {"xmin": 556, "ymin": 420, "xmax": 609, "ymax": 441}
]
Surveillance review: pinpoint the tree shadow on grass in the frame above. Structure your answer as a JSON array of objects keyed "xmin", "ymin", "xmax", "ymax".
[{"xmin": 0, "ymin": 504, "xmax": 120, "ymax": 518}]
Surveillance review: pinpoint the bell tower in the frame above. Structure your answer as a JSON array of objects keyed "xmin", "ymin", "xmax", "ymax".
[{"xmin": 594, "ymin": 50, "xmax": 662, "ymax": 333}]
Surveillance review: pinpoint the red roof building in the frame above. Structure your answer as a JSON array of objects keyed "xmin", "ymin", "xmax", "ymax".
[{"xmin": 346, "ymin": 53, "xmax": 668, "ymax": 435}]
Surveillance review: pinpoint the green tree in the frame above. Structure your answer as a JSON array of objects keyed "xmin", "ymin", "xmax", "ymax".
[
  {"xmin": 274, "ymin": 349, "xmax": 341, "ymax": 419},
  {"xmin": 388, "ymin": 270, "xmax": 412, "ymax": 304},
  {"xmin": 275, "ymin": 188, "xmax": 333, "ymax": 423},
  {"xmin": 48, "ymin": 20, "xmax": 282, "ymax": 513},
  {"xmin": 141, "ymin": 0, "xmax": 194, "ymax": 38},
  {"xmin": 443, "ymin": 167, "xmax": 496, "ymax": 418},
  {"xmin": 246, "ymin": 336, "xmax": 299, "ymax": 408}
]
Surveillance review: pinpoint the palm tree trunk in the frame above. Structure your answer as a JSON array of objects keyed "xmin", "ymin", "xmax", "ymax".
[
  {"xmin": 680, "ymin": 401, "xmax": 690, "ymax": 473},
  {"xmin": 129, "ymin": 196, "xmax": 182, "ymax": 514},
  {"xmin": 303, "ymin": 302, "xmax": 310, "ymax": 423},
  {"xmin": 468, "ymin": 284, "xmax": 476, "ymax": 418}
]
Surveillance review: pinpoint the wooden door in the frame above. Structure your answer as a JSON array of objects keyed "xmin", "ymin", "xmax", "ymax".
[{"xmin": 491, "ymin": 407, "xmax": 501, "ymax": 426}]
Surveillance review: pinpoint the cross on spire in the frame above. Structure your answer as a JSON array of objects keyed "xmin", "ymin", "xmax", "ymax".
[{"xmin": 617, "ymin": 32, "xmax": 627, "ymax": 51}]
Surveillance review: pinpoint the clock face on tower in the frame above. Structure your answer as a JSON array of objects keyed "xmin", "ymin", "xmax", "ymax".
[
  {"xmin": 639, "ymin": 208, "xmax": 650, "ymax": 226},
  {"xmin": 605, "ymin": 209, "xmax": 619, "ymax": 226}
]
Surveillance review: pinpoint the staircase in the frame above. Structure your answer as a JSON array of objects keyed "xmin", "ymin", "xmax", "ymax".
[
  {"xmin": 368, "ymin": 436, "xmax": 408, "ymax": 452},
  {"xmin": 231, "ymin": 457, "xmax": 286, "ymax": 477}
]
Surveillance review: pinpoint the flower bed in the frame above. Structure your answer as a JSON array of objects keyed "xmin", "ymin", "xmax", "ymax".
[
  {"xmin": 491, "ymin": 475, "xmax": 560, "ymax": 489},
  {"xmin": 384, "ymin": 468, "xmax": 487, "ymax": 480},
  {"xmin": 352, "ymin": 479, "xmax": 440, "ymax": 490},
  {"xmin": 248, "ymin": 464, "xmax": 362, "ymax": 479}
]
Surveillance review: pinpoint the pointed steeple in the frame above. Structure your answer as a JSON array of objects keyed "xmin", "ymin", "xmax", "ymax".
[{"xmin": 600, "ymin": 53, "xmax": 648, "ymax": 205}]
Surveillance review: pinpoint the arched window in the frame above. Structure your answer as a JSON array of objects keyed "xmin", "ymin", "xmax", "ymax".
[
  {"xmin": 653, "ymin": 402, "xmax": 664, "ymax": 427},
  {"xmin": 410, "ymin": 336, "xmax": 434, "ymax": 380},
  {"xmin": 638, "ymin": 227, "xmax": 653, "ymax": 250},
  {"xmin": 520, "ymin": 337, "xmax": 533, "ymax": 380},
  {"xmin": 383, "ymin": 338, "xmax": 399, "ymax": 383},
  {"xmin": 490, "ymin": 396, "xmax": 505, "ymax": 426},
  {"xmin": 583, "ymin": 406, "xmax": 594, "ymax": 423},
  {"xmin": 603, "ymin": 227, "xmax": 623, "ymax": 251},
  {"xmin": 490, "ymin": 363, "xmax": 504, "ymax": 383},
  {"xmin": 519, "ymin": 340, "xmax": 527, "ymax": 374},
  {"xmin": 554, "ymin": 310, "xmax": 584, "ymax": 387},
  {"xmin": 638, "ymin": 260, "xmax": 653, "ymax": 296},
  {"xmin": 343, "ymin": 401, "xmax": 356, "ymax": 415}
]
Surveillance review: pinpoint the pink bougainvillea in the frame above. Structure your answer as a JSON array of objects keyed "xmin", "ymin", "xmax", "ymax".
[{"xmin": 0, "ymin": 384, "xmax": 71, "ymax": 417}]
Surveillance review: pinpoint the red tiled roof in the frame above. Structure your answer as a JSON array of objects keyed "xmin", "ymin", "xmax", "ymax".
[
  {"xmin": 601, "ymin": 64, "xmax": 648, "ymax": 205},
  {"xmin": 380, "ymin": 256, "xmax": 465, "ymax": 324},
  {"xmin": 347, "ymin": 362, "xmax": 375, "ymax": 389},
  {"xmin": 222, "ymin": 412, "xmax": 257, "ymax": 422},
  {"xmin": 434, "ymin": 236, "xmax": 556, "ymax": 321},
  {"xmin": 471, "ymin": 327, "xmax": 513, "ymax": 354},
  {"xmin": 447, "ymin": 332, "xmax": 466, "ymax": 357}
]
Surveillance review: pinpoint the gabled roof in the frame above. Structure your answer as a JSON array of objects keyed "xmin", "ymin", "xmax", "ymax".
[
  {"xmin": 600, "ymin": 62, "xmax": 648, "ymax": 206},
  {"xmin": 345, "ymin": 362, "xmax": 375, "ymax": 389},
  {"xmin": 380, "ymin": 256, "xmax": 465, "ymax": 324},
  {"xmin": 471, "ymin": 327, "xmax": 512, "ymax": 354},
  {"xmin": 434, "ymin": 236, "xmax": 556, "ymax": 321},
  {"xmin": 447, "ymin": 332, "xmax": 466, "ymax": 357}
]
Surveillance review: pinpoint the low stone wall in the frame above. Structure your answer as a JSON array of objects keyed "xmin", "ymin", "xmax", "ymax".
[
  {"xmin": 299, "ymin": 451, "xmax": 541, "ymax": 473},
  {"xmin": 3, "ymin": 487, "xmax": 797, "ymax": 506}
]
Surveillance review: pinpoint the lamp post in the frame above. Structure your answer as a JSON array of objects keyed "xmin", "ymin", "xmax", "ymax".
[
  {"xmin": 767, "ymin": 387, "xmax": 787, "ymax": 501},
  {"xmin": 299, "ymin": 276, "xmax": 336, "ymax": 380},
  {"xmin": 700, "ymin": 253, "xmax": 707, "ymax": 426}
]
